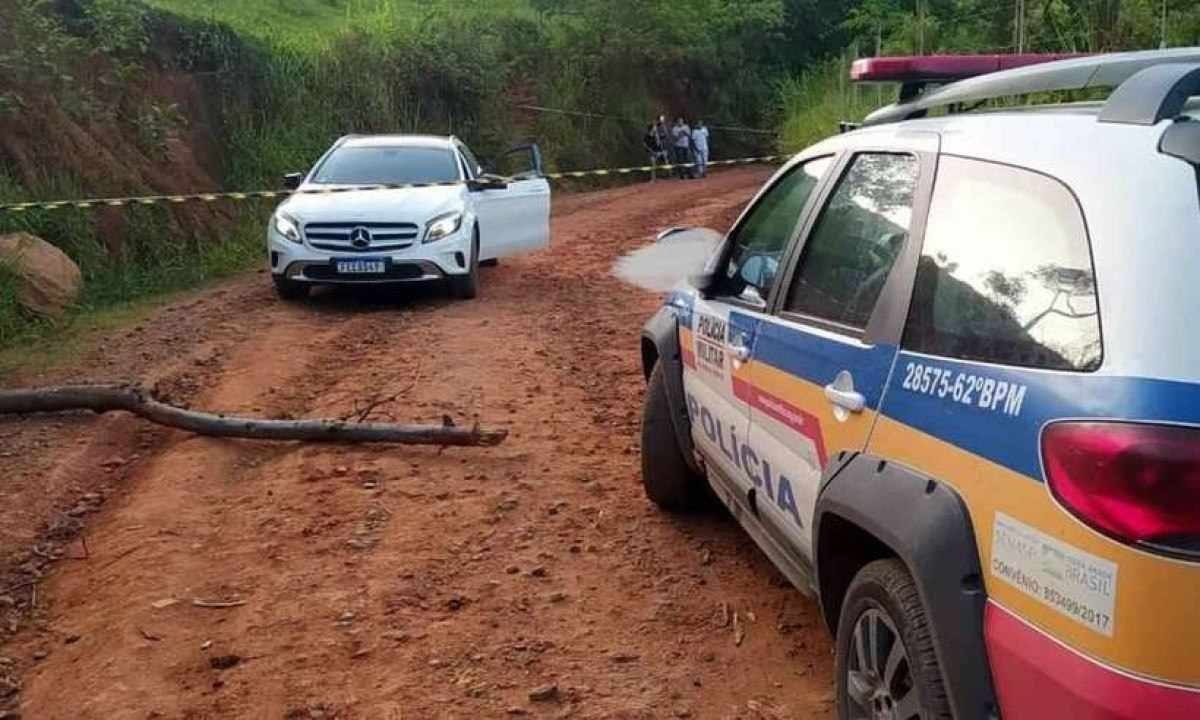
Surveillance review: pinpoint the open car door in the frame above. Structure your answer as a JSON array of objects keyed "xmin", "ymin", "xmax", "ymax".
[{"xmin": 471, "ymin": 144, "xmax": 551, "ymax": 261}]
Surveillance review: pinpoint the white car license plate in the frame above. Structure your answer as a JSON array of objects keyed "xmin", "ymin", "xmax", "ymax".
[{"xmin": 335, "ymin": 258, "xmax": 386, "ymax": 275}]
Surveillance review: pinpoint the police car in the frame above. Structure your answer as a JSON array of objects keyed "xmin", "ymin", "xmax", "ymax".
[
  {"xmin": 267, "ymin": 135, "xmax": 550, "ymax": 300},
  {"xmin": 639, "ymin": 49, "xmax": 1200, "ymax": 719}
]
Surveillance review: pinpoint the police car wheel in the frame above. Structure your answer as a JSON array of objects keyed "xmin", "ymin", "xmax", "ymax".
[
  {"xmin": 449, "ymin": 230, "xmax": 480, "ymax": 300},
  {"xmin": 641, "ymin": 363, "xmax": 702, "ymax": 511},
  {"xmin": 835, "ymin": 559, "xmax": 951, "ymax": 720},
  {"xmin": 273, "ymin": 275, "xmax": 308, "ymax": 301}
]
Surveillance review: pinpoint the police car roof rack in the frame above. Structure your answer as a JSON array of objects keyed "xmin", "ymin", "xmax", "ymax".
[{"xmin": 855, "ymin": 48, "xmax": 1200, "ymax": 128}]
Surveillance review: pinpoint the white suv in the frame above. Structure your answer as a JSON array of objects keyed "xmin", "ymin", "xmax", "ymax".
[{"xmin": 267, "ymin": 134, "xmax": 551, "ymax": 300}]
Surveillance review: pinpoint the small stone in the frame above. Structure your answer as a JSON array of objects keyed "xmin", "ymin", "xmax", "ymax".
[
  {"xmin": 548, "ymin": 592, "xmax": 567, "ymax": 604},
  {"xmin": 505, "ymin": 565, "xmax": 520, "ymax": 575},
  {"xmin": 31, "ymin": 650, "xmax": 47, "ymax": 661},
  {"xmin": 334, "ymin": 466, "xmax": 349, "ymax": 476},
  {"xmin": 201, "ymin": 640, "xmax": 213, "ymax": 650},
  {"xmin": 529, "ymin": 566, "xmax": 547, "ymax": 578},
  {"xmin": 700, "ymin": 549, "xmax": 712, "ymax": 565},
  {"xmin": 610, "ymin": 651, "xmax": 639, "ymax": 664},
  {"xmin": 151, "ymin": 598, "xmax": 178, "ymax": 610},
  {"xmin": 447, "ymin": 594, "xmax": 465, "ymax": 611},
  {"xmin": 66, "ymin": 505, "xmax": 89, "ymax": 518},
  {"xmin": 63, "ymin": 634, "xmax": 81, "ymax": 645},
  {"xmin": 528, "ymin": 684, "xmax": 559, "ymax": 702}
]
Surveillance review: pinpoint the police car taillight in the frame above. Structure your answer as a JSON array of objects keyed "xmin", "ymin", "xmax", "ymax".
[
  {"xmin": 850, "ymin": 53, "xmax": 1084, "ymax": 84},
  {"xmin": 1043, "ymin": 421, "xmax": 1200, "ymax": 559}
]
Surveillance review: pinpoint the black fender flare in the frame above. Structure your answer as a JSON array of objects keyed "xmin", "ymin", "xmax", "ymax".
[
  {"xmin": 814, "ymin": 453, "xmax": 998, "ymax": 719},
  {"xmin": 640, "ymin": 306, "xmax": 700, "ymax": 474}
]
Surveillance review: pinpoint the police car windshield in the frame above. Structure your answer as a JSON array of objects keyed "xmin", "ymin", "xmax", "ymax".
[{"xmin": 311, "ymin": 146, "xmax": 459, "ymax": 186}]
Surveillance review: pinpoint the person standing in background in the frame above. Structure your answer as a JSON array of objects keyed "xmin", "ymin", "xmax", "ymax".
[
  {"xmin": 671, "ymin": 117, "xmax": 692, "ymax": 179},
  {"xmin": 691, "ymin": 120, "xmax": 710, "ymax": 178},
  {"xmin": 654, "ymin": 115, "xmax": 671, "ymax": 166},
  {"xmin": 643, "ymin": 123, "xmax": 667, "ymax": 181}
]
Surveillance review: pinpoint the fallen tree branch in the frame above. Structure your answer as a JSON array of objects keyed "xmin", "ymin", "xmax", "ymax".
[{"xmin": 0, "ymin": 385, "xmax": 507, "ymax": 447}]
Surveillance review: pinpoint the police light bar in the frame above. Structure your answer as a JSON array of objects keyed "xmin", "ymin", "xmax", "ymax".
[{"xmin": 851, "ymin": 53, "xmax": 1085, "ymax": 84}]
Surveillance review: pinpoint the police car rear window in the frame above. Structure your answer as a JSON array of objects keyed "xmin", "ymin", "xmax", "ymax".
[{"xmin": 902, "ymin": 157, "xmax": 1101, "ymax": 372}]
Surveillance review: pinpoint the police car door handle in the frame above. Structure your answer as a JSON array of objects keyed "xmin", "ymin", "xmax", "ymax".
[
  {"xmin": 728, "ymin": 340, "xmax": 751, "ymax": 362},
  {"xmin": 824, "ymin": 385, "xmax": 865, "ymax": 413}
]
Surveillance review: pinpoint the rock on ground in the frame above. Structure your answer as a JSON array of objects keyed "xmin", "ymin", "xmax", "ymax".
[{"xmin": 0, "ymin": 232, "xmax": 81, "ymax": 318}]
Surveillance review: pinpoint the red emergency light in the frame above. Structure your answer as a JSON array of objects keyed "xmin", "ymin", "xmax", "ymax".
[{"xmin": 851, "ymin": 53, "xmax": 1086, "ymax": 84}]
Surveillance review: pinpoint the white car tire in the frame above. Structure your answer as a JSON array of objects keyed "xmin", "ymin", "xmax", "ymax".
[
  {"xmin": 449, "ymin": 229, "xmax": 480, "ymax": 300},
  {"xmin": 273, "ymin": 275, "xmax": 309, "ymax": 301}
]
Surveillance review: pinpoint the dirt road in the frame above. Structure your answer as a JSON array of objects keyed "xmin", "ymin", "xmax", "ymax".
[{"xmin": 0, "ymin": 167, "xmax": 835, "ymax": 720}]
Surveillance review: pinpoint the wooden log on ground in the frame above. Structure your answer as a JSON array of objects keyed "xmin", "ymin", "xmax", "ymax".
[{"xmin": 0, "ymin": 384, "xmax": 506, "ymax": 447}]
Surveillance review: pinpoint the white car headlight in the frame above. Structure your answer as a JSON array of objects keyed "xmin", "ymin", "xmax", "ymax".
[
  {"xmin": 424, "ymin": 211, "xmax": 463, "ymax": 244},
  {"xmin": 274, "ymin": 212, "xmax": 302, "ymax": 244}
]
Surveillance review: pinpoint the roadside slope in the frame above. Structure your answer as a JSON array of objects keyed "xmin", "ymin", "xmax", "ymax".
[{"xmin": 1, "ymin": 168, "xmax": 835, "ymax": 719}]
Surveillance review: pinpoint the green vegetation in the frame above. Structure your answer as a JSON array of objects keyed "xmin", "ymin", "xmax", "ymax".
[{"xmin": 781, "ymin": 0, "xmax": 1200, "ymax": 151}]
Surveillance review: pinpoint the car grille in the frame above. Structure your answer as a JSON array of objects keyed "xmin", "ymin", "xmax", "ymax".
[{"xmin": 304, "ymin": 221, "xmax": 421, "ymax": 253}]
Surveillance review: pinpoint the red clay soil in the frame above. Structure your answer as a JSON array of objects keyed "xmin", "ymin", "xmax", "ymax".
[{"xmin": 0, "ymin": 167, "xmax": 835, "ymax": 720}]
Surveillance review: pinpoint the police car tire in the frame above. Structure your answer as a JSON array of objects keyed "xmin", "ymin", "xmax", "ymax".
[
  {"xmin": 273, "ymin": 275, "xmax": 308, "ymax": 301},
  {"xmin": 450, "ymin": 231, "xmax": 480, "ymax": 300},
  {"xmin": 641, "ymin": 363, "xmax": 702, "ymax": 511},
  {"xmin": 835, "ymin": 559, "xmax": 952, "ymax": 720}
]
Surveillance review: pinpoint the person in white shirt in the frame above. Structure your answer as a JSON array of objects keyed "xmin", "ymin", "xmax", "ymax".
[
  {"xmin": 671, "ymin": 117, "xmax": 692, "ymax": 179},
  {"xmin": 691, "ymin": 120, "xmax": 710, "ymax": 178}
]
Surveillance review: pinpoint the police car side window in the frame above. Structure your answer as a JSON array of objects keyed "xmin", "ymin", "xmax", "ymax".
[
  {"xmin": 783, "ymin": 153, "xmax": 918, "ymax": 330},
  {"xmin": 902, "ymin": 157, "xmax": 1101, "ymax": 371},
  {"xmin": 717, "ymin": 157, "xmax": 832, "ymax": 305}
]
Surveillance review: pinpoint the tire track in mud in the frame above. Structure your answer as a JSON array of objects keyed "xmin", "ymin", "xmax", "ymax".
[{"xmin": 3, "ymin": 168, "xmax": 836, "ymax": 720}]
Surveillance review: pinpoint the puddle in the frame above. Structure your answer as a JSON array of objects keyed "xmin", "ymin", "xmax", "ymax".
[{"xmin": 612, "ymin": 227, "xmax": 722, "ymax": 292}]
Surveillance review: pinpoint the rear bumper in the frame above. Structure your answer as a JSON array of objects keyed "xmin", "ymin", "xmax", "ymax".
[{"xmin": 986, "ymin": 602, "xmax": 1200, "ymax": 719}]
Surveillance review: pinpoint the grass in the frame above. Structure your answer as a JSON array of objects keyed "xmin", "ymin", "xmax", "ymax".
[
  {"xmin": 0, "ymin": 285, "xmax": 181, "ymax": 380},
  {"xmin": 141, "ymin": 0, "xmax": 533, "ymax": 50},
  {"xmin": 143, "ymin": 0, "xmax": 378, "ymax": 46},
  {"xmin": 778, "ymin": 58, "xmax": 890, "ymax": 153},
  {"xmin": 0, "ymin": 210, "xmax": 266, "ymax": 369}
]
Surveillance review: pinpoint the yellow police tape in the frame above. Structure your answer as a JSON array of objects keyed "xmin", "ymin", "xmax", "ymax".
[{"xmin": 0, "ymin": 155, "xmax": 787, "ymax": 214}]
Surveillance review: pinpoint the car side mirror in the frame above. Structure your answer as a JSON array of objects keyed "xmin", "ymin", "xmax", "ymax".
[
  {"xmin": 656, "ymin": 226, "xmax": 724, "ymax": 296},
  {"xmin": 282, "ymin": 172, "xmax": 304, "ymax": 190}
]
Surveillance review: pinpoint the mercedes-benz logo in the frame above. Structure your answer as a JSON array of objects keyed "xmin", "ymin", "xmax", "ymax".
[{"xmin": 350, "ymin": 226, "xmax": 372, "ymax": 249}]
